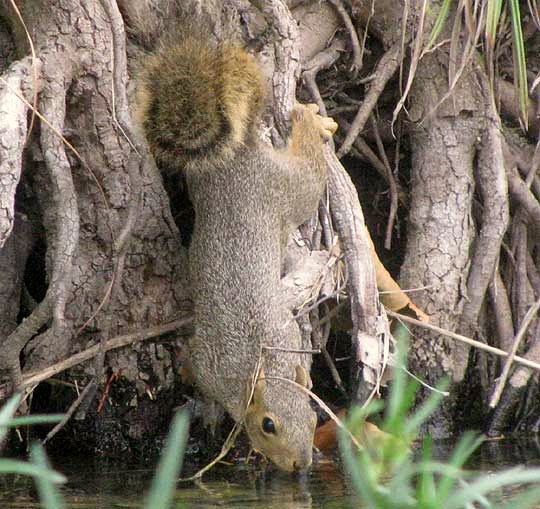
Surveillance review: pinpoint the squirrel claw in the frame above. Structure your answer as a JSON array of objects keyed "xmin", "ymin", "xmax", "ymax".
[
  {"xmin": 320, "ymin": 117, "xmax": 338, "ymax": 139},
  {"xmin": 292, "ymin": 103, "xmax": 338, "ymax": 141}
]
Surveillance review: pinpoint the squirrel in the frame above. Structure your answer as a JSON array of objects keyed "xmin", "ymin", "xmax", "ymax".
[{"xmin": 137, "ymin": 35, "xmax": 337, "ymax": 472}]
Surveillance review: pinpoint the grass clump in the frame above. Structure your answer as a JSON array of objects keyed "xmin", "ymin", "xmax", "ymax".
[
  {"xmin": 0, "ymin": 393, "xmax": 189, "ymax": 509},
  {"xmin": 340, "ymin": 335, "xmax": 540, "ymax": 509}
]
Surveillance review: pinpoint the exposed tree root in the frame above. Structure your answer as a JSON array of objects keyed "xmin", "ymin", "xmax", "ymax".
[
  {"xmin": 337, "ymin": 41, "xmax": 401, "ymax": 158},
  {"xmin": 0, "ymin": 317, "xmax": 191, "ymax": 400},
  {"xmin": 302, "ymin": 38, "xmax": 346, "ymax": 117},
  {"xmin": 490, "ymin": 298, "xmax": 540, "ymax": 407},
  {"xmin": 0, "ymin": 57, "xmax": 37, "ymax": 246},
  {"xmin": 455, "ymin": 111, "xmax": 509, "ymax": 381}
]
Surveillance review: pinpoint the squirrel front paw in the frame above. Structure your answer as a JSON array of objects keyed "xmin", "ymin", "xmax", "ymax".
[{"xmin": 291, "ymin": 103, "xmax": 338, "ymax": 141}]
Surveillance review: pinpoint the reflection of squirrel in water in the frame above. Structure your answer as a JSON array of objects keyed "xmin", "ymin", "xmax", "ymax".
[{"xmin": 137, "ymin": 36, "xmax": 337, "ymax": 472}]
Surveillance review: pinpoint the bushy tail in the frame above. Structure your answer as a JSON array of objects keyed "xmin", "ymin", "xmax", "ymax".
[{"xmin": 137, "ymin": 38, "xmax": 265, "ymax": 171}]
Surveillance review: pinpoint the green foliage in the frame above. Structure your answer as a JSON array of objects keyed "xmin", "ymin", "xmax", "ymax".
[
  {"xmin": 339, "ymin": 336, "xmax": 540, "ymax": 509},
  {"xmin": 143, "ymin": 410, "xmax": 189, "ymax": 509},
  {"xmin": 508, "ymin": 0, "xmax": 529, "ymax": 128},
  {"xmin": 485, "ymin": 0, "xmax": 528, "ymax": 127},
  {"xmin": 426, "ymin": 0, "xmax": 451, "ymax": 50},
  {"xmin": 0, "ymin": 393, "xmax": 66, "ymax": 509},
  {"xmin": 411, "ymin": 1, "xmax": 531, "ymax": 129},
  {"xmin": 0, "ymin": 394, "xmax": 189, "ymax": 509},
  {"xmin": 486, "ymin": 0, "xmax": 504, "ymax": 48},
  {"xmin": 30, "ymin": 443, "xmax": 66, "ymax": 509}
]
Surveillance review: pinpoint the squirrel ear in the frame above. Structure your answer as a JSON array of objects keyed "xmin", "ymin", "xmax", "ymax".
[
  {"xmin": 248, "ymin": 367, "xmax": 267, "ymax": 405},
  {"xmin": 295, "ymin": 365, "xmax": 312, "ymax": 389}
]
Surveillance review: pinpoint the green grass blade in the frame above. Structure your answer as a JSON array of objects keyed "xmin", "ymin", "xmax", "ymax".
[
  {"xmin": 143, "ymin": 410, "xmax": 189, "ymax": 509},
  {"xmin": 416, "ymin": 437, "xmax": 436, "ymax": 506},
  {"xmin": 437, "ymin": 432, "xmax": 484, "ymax": 502},
  {"xmin": 339, "ymin": 436, "xmax": 385, "ymax": 509},
  {"xmin": 445, "ymin": 468, "xmax": 540, "ymax": 509},
  {"xmin": 496, "ymin": 485, "xmax": 540, "ymax": 509},
  {"xmin": 412, "ymin": 460, "xmax": 465, "ymax": 480},
  {"xmin": 485, "ymin": 0, "xmax": 504, "ymax": 90},
  {"xmin": 403, "ymin": 381, "xmax": 446, "ymax": 435},
  {"xmin": 30, "ymin": 443, "xmax": 66, "ymax": 509},
  {"xmin": 426, "ymin": 0, "xmax": 451, "ymax": 50},
  {"xmin": 386, "ymin": 458, "xmax": 417, "ymax": 507},
  {"xmin": 0, "ymin": 458, "xmax": 66, "ymax": 483},
  {"xmin": 486, "ymin": 0, "xmax": 504, "ymax": 47},
  {"xmin": 509, "ymin": 0, "xmax": 529, "ymax": 128},
  {"xmin": 0, "ymin": 393, "xmax": 22, "ymax": 442},
  {"xmin": 385, "ymin": 334, "xmax": 411, "ymax": 429},
  {"xmin": 8, "ymin": 415, "xmax": 64, "ymax": 427}
]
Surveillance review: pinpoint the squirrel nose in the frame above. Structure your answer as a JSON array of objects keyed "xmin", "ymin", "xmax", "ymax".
[{"xmin": 293, "ymin": 452, "xmax": 312, "ymax": 471}]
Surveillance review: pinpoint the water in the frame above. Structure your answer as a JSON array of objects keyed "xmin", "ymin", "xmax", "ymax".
[
  {"xmin": 0, "ymin": 453, "xmax": 351, "ymax": 508},
  {"xmin": 2, "ymin": 438, "xmax": 540, "ymax": 508}
]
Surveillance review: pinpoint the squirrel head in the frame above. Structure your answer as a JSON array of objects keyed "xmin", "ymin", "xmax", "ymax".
[{"xmin": 244, "ymin": 365, "xmax": 317, "ymax": 472}]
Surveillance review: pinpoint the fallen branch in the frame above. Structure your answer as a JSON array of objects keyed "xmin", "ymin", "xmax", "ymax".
[
  {"xmin": 489, "ymin": 297, "xmax": 540, "ymax": 408},
  {"xmin": 0, "ymin": 317, "xmax": 192, "ymax": 399},
  {"xmin": 387, "ymin": 310, "xmax": 540, "ymax": 373},
  {"xmin": 42, "ymin": 379, "xmax": 96, "ymax": 444}
]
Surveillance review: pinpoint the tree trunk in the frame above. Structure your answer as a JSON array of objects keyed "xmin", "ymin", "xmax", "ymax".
[{"xmin": 0, "ymin": 0, "xmax": 188, "ymax": 453}]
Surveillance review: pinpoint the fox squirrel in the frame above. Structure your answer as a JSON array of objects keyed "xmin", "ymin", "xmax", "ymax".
[{"xmin": 137, "ymin": 36, "xmax": 337, "ymax": 472}]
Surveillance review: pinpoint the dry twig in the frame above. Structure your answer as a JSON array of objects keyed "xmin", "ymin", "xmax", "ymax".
[
  {"xmin": 490, "ymin": 297, "xmax": 540, "ymax": 408},
  {"xmin": 42, "ymin": 380, "xmax": 96, "ymax": 445},
  {"xmin": 388, "ymin": 310, "xmax": 540, "ymax": 372},
  {"xmin": 0, "ymin": 317, "xmax": 192, "ymax": 400},
  {"xmin": 370, "ymin": 116, "xmax": 398, "ymax": 249},
  {"xmin": 337, "ymin": 42, "xmax": 401, "ymax": 158},
  {"xmin": 326, "ymin": 0, "xmax": 363, "ymax": 77}
]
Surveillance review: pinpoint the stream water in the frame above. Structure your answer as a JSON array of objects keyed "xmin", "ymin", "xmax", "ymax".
[{"xmin": 2, "ymin": 437, "xmax": 540, "ymax": 508}]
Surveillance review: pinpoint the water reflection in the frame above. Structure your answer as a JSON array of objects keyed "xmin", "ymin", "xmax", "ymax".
[
  {"xmin": 471, "ymin": 436, "xmax": 540, "ymax": 470},
  {"xmin": 2, "ymin": 438, "xmax": 540, "ymax": 508},
  {"xmin": 0, "ymin": 454, "xmax": 353, "ymax": 508}
]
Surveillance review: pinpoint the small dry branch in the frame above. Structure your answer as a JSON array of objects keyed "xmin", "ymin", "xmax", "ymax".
[
  {"xmin": 0, "ymin": 317, "xmax": 192, "ymax": 400},
  {"xmin": 388, "ymin": 310, "xmax": 540, "ymax": 373},
  {"xmin": 337, "ymin": 41, "xmax": 401, "ymax": 158},
  {"xmin": 489, "ymin": 297, "xmax": 540, "ymax": 408}
]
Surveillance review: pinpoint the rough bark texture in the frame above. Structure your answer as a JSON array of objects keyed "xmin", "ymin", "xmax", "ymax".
[
  {"xmin": 397, "ymin": 9, "xmax": 510, "ymax": 436},
  {"xmin": 400, "ymin": 51, "xmax": 481, "ymax": 436},
  {"xmin": 0, "ymin": 0, "xmax": 189, "ymax": 454}
]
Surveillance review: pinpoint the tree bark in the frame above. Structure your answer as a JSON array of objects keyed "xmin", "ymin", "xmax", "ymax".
[{"xmin": 0, "ymin": 0, "xmax": 188, "ymax": 453}]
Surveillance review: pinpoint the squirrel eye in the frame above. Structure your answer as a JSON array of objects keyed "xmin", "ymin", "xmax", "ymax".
[{"xmin": 262, "ymin": 417, "xmax": 276, "ymax": 434}]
